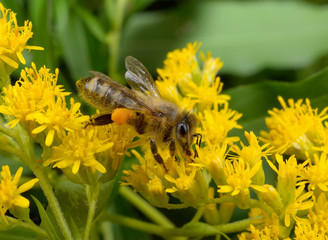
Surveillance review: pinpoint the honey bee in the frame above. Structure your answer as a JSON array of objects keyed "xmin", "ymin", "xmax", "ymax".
[{"xmin": 76, "ymin": 56, "xmax": 201, "ymax": 170}]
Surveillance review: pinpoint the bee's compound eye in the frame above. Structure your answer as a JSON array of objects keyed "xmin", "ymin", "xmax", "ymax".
[{"xmin": 177, "ymin": 122, "xmax": 188, "ymax": 137}]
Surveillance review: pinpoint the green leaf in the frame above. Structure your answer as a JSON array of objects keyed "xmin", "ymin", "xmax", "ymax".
[
  {"xmin": 54, "ymin": 0, "xmax": 91, "ymax": 80},
  {"xmin": 32, "ymin": 196, "xmax": 61, "ymax": 240},
  {"xmin": 0, "ymin": 228, "xmax": 36, "ymax": 240},
  {"xmin": 122, "ymin": 1, "xmax": 328, "ymax": 76},
  {"xmin": 225, "ymin": 67, "xmax": 328, "ymax": 139},
  {"xmin": 54, "ymin": 179, "xmax": 114, "ymax": 231},
  {"xmin": 73, "ymin": 4, "xmax": 107, "ymax": 43},
  {"xmin": 27, "ymin": 0, "xmax": 56, "ymax": 69},
  {"xmin": 9, "ymin": 206, "xmax": 30, "ymax": 223}
]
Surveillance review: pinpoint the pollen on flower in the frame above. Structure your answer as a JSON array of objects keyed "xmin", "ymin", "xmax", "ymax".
[
  {"xmin": 0, "ymin": 165, "xmax": 39, "ymax": 224},
  {"xmin": 0, "ymin": 3, "xmax": 43, "ymax": 74},
  {"xmin": 43, "ymin": 128, "xmax": 113, "ymax": 175}
]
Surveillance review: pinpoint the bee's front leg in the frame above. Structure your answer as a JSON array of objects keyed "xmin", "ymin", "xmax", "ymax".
[
  {"xmin": 150, "ymin": 138, "xmax": 168, "ymax": 172},
  {"xmin": 84, "ymin": 114, "xmax": 113, "ymax": 129}
]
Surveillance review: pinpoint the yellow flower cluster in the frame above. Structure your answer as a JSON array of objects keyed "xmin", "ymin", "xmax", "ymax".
[
  {"xmin": 0, "ymin": 3, "xmax": 43, "ymax": 80},
  {"xmin": 0, "ymin": 63, "xmax": 89, "ymax": 147},
  {"xmin": 260, "ymin": 96, "xmax": 328, "ymax": 160},
  {"xmin": 0, "ymin": 165, "xmax": 38, "ymax": 224}
]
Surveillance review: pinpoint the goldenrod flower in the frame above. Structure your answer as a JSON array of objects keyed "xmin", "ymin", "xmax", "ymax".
[
  {"xmin": 260, "ymin": 96, "xmax": 328, "ymax": 159},
  {"xmin": 196, "ymin": 141, "xmax": 227, "ymax": 185},
  {"xmin": 0, "ymin": 165, "xmax": 39, "ymax": 224},
  {"xmin": 27, "ymin": 97, "xmax": 89, "ymax": 146},
  {"xmin": 267, "ymin": 154, "xmax": 299, "ymax": 205},
  {"xmin": 217, "ymin": 158, "xmax": 268, "ymax": 209},
  {"xmin": 156, "ymin": 42, "xmax": 229, "ymax": 111},
  {"xmin": 238, "ymin": 224, "xmax": 279, "ymax": 240},
  {"xmin": 282, "ymin": 184, "xmax": 313, "ymax": 227},
  {"xmin": 0, "ymin": 3, "xmax": 43, "ymax": 77},
  {"xmin": 299, "ymin": 193, "xmax": 328, "ymax": 237},
  {"xmin": 0, "ymin": 64, "xmax": 88, "ymax": 146},
  {"xmin": 298, "ymin": 153, "xmax": 328, "ymax": 194},
  {"xmin": 43, "ymin": 128, "xmax": 113, "ymax": 179},
  {"xmin": 230, "ymin": 131, "xmax": 271, "ymax": 185},
  {"xmin": 199, "ymin": 104, "xmax": 242, "ymax": 146}
]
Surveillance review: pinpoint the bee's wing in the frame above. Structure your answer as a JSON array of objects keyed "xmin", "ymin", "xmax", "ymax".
[
  {"xmin": 89, "ymin": 71, "xmax": 160, "ymax": 115},
  {"xmin": 125, "ymin": 56, "xmax": 161, "ymax": 97}
]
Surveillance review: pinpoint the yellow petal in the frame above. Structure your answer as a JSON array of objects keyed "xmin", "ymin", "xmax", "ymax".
[
  {"xmin": 72, "ymin": 160, "xmax": 81, "ymax": 174},
  {"xmin": 32, "ymin": 124, "xmax": 48, "ymax": 134},
  {"xmin": 217, "ymin": 185, "xmax": 233, "ymax": 193},
  {"xmin": 251, "ymin": 185, "xmax": 269, "ymax": 193},
  {"xmin": 6, "ymin": 118, "xmax": 20, "ymax": 128},
  {"xmin": 17, "ymin": 178, "xmax": 39, "ymax": 194},
  {"xmin": 13, "ymin": 167, "xmax": 23, "ymax": 184},
  {"xmin": 95, "ymin": 162, "xmax": 107, "ymax": 174},
  {"xmin": 25, "ymin": 45, "xmax": 44, "ymax": 51},
  {"xmin": 0, "ymin": 55, "xmax": 19, "ymax": 68},
  {"xmin": 13, "ymin": 195, "xmax": 30, "ymax": 208},
  {"xmin": 45, "ymin": 128, "xmax": 55, "ymax": 146},
  {"xmin": 16, "ymin": 51, "xmax": 26, "ymax": 64}
]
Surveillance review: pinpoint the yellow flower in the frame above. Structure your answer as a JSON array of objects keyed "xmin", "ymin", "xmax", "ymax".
[
  {"xmin": 195, "ymin": 141, "xmax": 227, "ymax": 186},
  {"xmin": 0, "ymin": 165, "xmax": 39, "ymax": 224},
  {"xmin": 43, "ymin": 128, "xmax": 113, "ymax": 177},
  {"xmin": 27, "ymin": 97, "xmax": 89, "ymax": 146},
  {"xmin": 0, "ymin": 3, "xmax": 43, "ymax": 77},
  {"xmin": 260, "ymin": 96, "xmax": 328, "ymax": 159},
  {"xmin": 0, "ymin": 64, "xmax": 88, "ymax": 146},
  {"xmin": 230, "ymin": 131, "xmax": 271, "ymax": 185},
  {"xmin": 238, "ymin": 224, "xmax": 280, "ymax": 240},
  {"xmin": 267, "ymin": 154, "xmax": 299, "ymax": 205},
  {"xmin": 282, "ymin": 184, "xmax": 313, "ymax": 227},
  {"xmin": 217, "ymin": 158, "xmax": 268, "ymax": 209},
  {"xmin": 298, "ymin": 153, "xmax": 328, "ymax": 194},
  {"xmin": 199, "ymin": 103, "xmax": 242, "ymax": 146},
  {"xmin": 156, "ymin": 42, "xmax": 229, "ymax": 111}
]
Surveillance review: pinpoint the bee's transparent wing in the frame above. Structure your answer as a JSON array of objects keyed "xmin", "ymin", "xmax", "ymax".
[
  {"xmin": 125, "ymin": 56, "xmax": 161, "ymax": 97},
  {"xmin": 89, "ymin": 71, "xmax": 159, "ymax": 115}
]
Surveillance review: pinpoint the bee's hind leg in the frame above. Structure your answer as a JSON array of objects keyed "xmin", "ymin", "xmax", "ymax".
[
  {"xmin": 84, "ymin": 114, "xmax": 113, "ymax": 129},
  {"xmin": 150, "ymin": 138, "xmax": 168, "ymax": 172}
]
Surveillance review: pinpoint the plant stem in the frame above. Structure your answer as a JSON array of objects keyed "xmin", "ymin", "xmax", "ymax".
[
  {"xmin": 30, "ymin": 161, "xmax": 73, "ymax": 240},
  {"xmin": 119, "ymin": 186, "xmax": 174, "ymax": 227},
  {"xmin": 12, "ymin": 124, "xmax": 73, "ymax": 240},
  {"xmin": 101, "ymin": 213, "xmax": 263, "ymax": 238},
  {"xmin": 84, "ymin": 182, "xmax": 101, "ymax": 240}
]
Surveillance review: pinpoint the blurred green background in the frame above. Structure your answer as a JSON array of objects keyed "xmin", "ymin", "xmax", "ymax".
[{"xmin": 2, "ymin": 0, "xmax": 328, "ymax": 239}]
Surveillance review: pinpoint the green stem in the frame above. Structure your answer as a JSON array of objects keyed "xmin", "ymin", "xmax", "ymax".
[
  {"xmin": 84, "ymin": 182, "xmax": 101, "ymax": 240},
  {"xmin": 190, "ymin": 206, "xmax": 204, "ymax": 222},
  {"xmin": 119, "ymin": 186, "xmax": 174, "ymax": 227},
  {"xmin": 30, "ymin": 161, "xmax": 73, "ymax": 240},
  {"xmin": 12, "ymin": 124, "xmax": 73, "ymax": 240},
  {"xmin": 7, "ymin": 216, "xmax": 48, "ymax": 238},
  {"xmin": 250, "ymin": 199, "xmax": 273, "ymax": 214},
  {"xmin": 100, "ymin": 213, "xmax": 263, "ymax": 238}
]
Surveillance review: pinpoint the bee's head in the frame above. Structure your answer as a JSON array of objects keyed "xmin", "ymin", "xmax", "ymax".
[{"xmin": 176, "ymin": 112, "xmax": 197, "ymax": 154}]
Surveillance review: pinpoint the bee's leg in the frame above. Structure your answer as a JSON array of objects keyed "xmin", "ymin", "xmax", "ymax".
[
  {"xmin": 150, "ymin": 138, "xmax": 168, "ymax": 172},
  {"xmin": 169, "ymin": 139, "xmax": 175, "ymax": 158},
  {"xmin": 192, "ymin": 133, "xmax": 202, "ymax": 158},
  {"xmin": 84, "ymin": 114, "xmax": 113, "ymax": 129}
]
